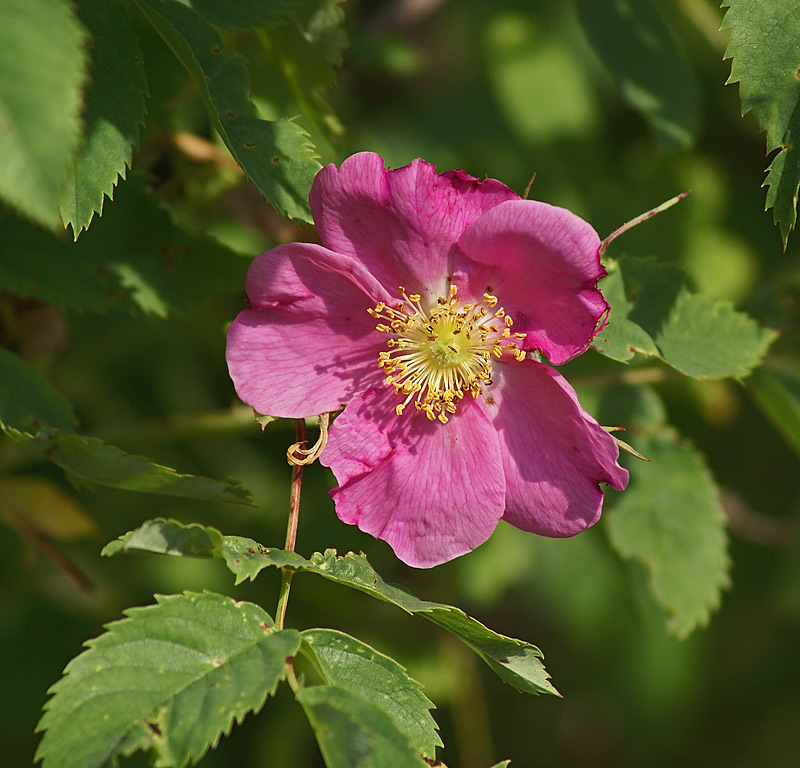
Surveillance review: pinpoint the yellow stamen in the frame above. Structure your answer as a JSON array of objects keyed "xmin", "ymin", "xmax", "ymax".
[{"xmin": 369, "ymin": 285, "xmax": 529, "ymax": 421}]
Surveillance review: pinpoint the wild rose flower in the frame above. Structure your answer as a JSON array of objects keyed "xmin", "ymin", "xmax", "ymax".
[{"xmin": 226, "ymin": 152, "xmax": 628, "ymax": 567}]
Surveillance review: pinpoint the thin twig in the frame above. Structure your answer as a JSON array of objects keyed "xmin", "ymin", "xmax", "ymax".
[
  {"xmin": 19, "ymin": 523, "xmax": 92, "ymax": 593},
  {"xmin": 600, "ymin": 190, "xmax": 691, "ymax": 258}
]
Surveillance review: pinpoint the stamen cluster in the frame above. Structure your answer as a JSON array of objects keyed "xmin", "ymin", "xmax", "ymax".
[{"xmin": 368, "ymin": 285, "xmax": 527, "ymax": 423}]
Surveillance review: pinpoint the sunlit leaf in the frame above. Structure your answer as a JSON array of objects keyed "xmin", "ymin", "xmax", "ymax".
[
  {"xmin": 594, "ymin": 257, "xmax": 776, "ymax": 378},
  {"xmin": 577, "ymin": 0, "xmax": 699, "ymax": 148},
  {"xmin": 0, "ymin": 0, "xmax": 87, "ymax": 229},
  {"xmin": 722, "ymin": 0, "xmax": 800, "ymax": 247},
  {"xmin": 297, "ymin": 685, "xmax": 428, "ymax": 768},
  {"xmin": 135, "ymin": 0, "xmax": 320, "ymax": 221},
  {"xmin": 301, "ymin": 629, "xmax": 442, "ymax": 760},
  {"xmin": 35, "ymin": 591, "xmax": 300, "ymax": 768},
  {"xmin": 58, "ymin": 0, "xmax": 148, "ymax": 237},
  {"xmin": 104, "ymin": 520, "xmax": 558, "ymax": 696},
  {"xmin": 101, "ymin": 517, "xmax": 225, "ymax": 559},
  {"xmin": 601, "ymin": 385, "xmax": 730, "ymax": 638}
]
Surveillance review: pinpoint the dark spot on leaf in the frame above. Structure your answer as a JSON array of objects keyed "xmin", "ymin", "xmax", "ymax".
[
  {"xmin": 244, "ymin": 142, "xmax": 255, "ymax": 148},
  {"xmin": 630, "ymin": 291, "xmax": 638, "ymax": 302},
  {"xmin": 212, "ymin": 47, "xmax": 221, "ymax": 54},
  {"xmin": 209, "ymin": 682, "xmax": 218, "ymax": 688},
  {"xmin": 272, "ymin": 157, "xmax": 280, "ymax": 163},
  {"xmin": 247, "ymin": 547, "xmax": 255, "ymax": 554},
  {"xmin": 226, "ymin": 111, "xmax": 235, "ymax": 119},
  {"xmin": 285, "ymin": 656, "xmax": 295, "ymax": 664},
  {"xmin": 261, "ymin": 621, "xmax": 271, "ymax": 630}
]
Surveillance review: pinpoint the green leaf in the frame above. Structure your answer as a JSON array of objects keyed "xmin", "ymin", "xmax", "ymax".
[
  {"xmin": 722, "ymin": 0, "xmax": 800, "ymax": 247},
  {"xmin": 260, "ymin": 0, "xmax": 347, "ymax": 142},
  {"xmin": 104, "ymin": 520, "xmax": 559, "ymax": 696},
  {"xmin": 0, "ymin": 0, "xmax": 88, "ymax": 229},
  {"xmin": 300, "ymin": 629, "xmax": 442, "ymax": 760},
  {"xmin": 0, "ymin": 175, "xmax": 249, "ymax": 316},
  {"xmin": 577, "ymin": 0, "xmax": 699, "ymax": 148},
  {"xmin": 594, "ymin": 257, "xmax": 776, "ymax": 378},
  {"xmin": 102, "ymin": 517, "xmax": 225, "ymax": 558},
  {"xmin": 296, "ymin": 685, "xmax": 429, "ymax": 768},
  {"xmin": 8, "ymin": 429, "xmax": 254, "ymax": 505},
  {"xmin": 35, "ymin": 591, "xmax": 300, "ymax": 768},
  {"xmin": 58, "ymin": 0, "xmax": 148, "ymax": 238},
  {"xmin": 135, "ymin": 0, "xmax": 320, "ymax": 221},
  {"xmin": 747, "ymin": 365, "xmax": 800, "ymax": 461},
  {"xmin": 601, "ymin": 385, "xmax": 730, "ymax": 638},
  {"xmin": 0, "ymin": 350, "xmax": 253, "ymax": 505},
  {"xmin": 180, "ymin": 0, "xmax": 302, "ymax": 30}
]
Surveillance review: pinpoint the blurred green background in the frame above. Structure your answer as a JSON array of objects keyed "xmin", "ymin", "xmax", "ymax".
[{"xmin": 3, "ymin": 0, "xmax": 800, "ymax": 766}]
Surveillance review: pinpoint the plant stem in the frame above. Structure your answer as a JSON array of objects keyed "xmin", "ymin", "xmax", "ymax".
[{"xmin": 275, "ymin": 418, "xmax": 306, "ymax": 632}]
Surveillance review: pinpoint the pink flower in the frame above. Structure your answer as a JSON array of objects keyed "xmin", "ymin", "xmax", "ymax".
[{"xmin": 226, "ymin": 153, "xmax": 628, "ymax": 567}]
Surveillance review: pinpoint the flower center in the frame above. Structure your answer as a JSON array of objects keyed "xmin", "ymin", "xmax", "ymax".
[{"xmin": 368, "ymin": 284, "xmax": 527, "ymax": 423}]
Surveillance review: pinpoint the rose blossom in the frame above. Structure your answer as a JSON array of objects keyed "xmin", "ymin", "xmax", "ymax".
[{"xmin": 226, "ymin": 152, "xmax": 628, "ymax": 567}]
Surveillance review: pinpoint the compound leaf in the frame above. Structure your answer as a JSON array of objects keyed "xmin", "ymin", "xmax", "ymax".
[
  {"xmin": 594, "ymin": 257, "xmax": 776, "ymax": 378},
  {"xmin": 105, "ymin": 519, "xmax": 558, "ymax": 696},
  {"xmin": 35, "ymin": 591, "xmax": 300, "ymax": 768}
]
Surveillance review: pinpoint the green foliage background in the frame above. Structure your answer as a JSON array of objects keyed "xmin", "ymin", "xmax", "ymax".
[{"xmin": 2, "ymin": 0, "xmax": 800, "ymax": 766}]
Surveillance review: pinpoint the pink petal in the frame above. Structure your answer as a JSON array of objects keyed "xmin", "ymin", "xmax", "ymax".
[
  {"xmin": 479, "ymin": 359, "xmax": 628, "ymax": 537},
  {"xmin": 226, "ymin": 243, "xmax": 390, "ymax": 418},
  {"xmin": 321, "ymin": 389, "xmax": 506, "ymax": 567},
  {"xmin": 455, "ymin": 199, "xmax": 607, "ymax": 365},
  {"xmin": 310, "ymin": 152, "xmax": 519, "ymax": 302}
]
